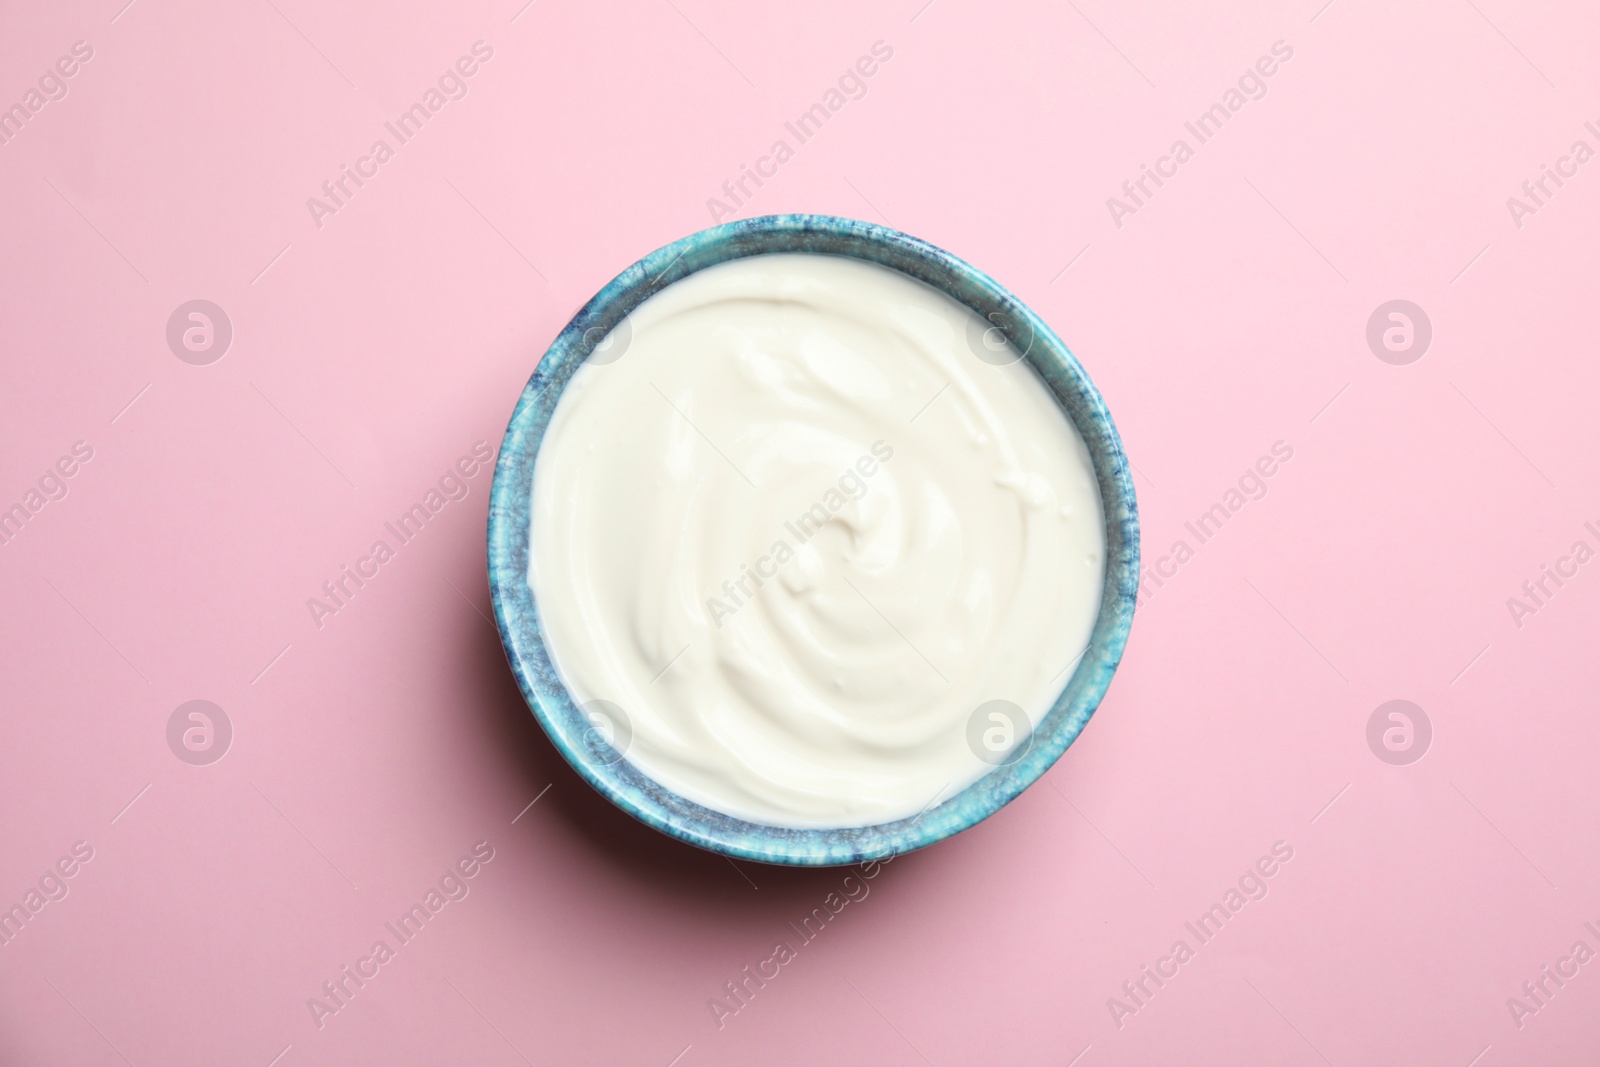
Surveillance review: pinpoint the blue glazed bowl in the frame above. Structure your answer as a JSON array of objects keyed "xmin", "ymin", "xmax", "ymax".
[{"xmin": 487, "ymin": 214, "xmax": 1138, "ymax": 867}]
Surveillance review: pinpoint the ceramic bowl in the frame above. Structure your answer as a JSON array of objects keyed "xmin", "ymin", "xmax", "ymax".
[{"xmin": 487, "ymin": 214, "xmax": 1138, "ymax": 866}]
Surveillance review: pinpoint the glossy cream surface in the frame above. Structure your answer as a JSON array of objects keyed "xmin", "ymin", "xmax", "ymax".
[{"xmin": 530, "ymin": 254, "xmax": 1104, "ymax": 828}]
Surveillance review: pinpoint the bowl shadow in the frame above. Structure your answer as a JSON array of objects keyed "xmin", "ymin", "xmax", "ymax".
[{"xmin": 453, "ymin": 598, "xmax": 886, "ymax": 917}]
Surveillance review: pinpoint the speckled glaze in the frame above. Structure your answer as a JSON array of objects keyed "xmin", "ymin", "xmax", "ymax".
[{"xmin": 487, "ymin": 215, "xmax": 1139, "ymax": 867}]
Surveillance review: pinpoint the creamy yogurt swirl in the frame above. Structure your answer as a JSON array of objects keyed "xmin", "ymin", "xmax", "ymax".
[{"xmin": 530, "ymin": 253, "xmax": 1104, "ymax": 828}]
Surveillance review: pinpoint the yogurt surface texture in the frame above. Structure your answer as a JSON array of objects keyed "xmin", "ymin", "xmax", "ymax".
[{"xmin": 529, "ymin": 253, "xmax": 1104, "ymax": 828}]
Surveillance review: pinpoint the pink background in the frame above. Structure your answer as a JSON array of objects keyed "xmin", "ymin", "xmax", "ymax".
[{"xmin": 3, "ymin": 0, "xmax": 1598, "ymax": 1063}]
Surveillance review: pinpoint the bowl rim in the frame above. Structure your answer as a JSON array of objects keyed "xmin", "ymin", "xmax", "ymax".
[{"xmin": 487, "ymin": 213, "xmax": 1140, "ymax": 867}]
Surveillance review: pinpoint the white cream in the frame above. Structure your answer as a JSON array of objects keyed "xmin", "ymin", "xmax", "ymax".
[{"xmin": 530, "ymin": 253, "xmax": 1104, "ymax": 828}]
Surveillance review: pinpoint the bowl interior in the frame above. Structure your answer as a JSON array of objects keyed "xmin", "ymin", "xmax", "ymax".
[{"xmin": 487, "ymin": 214, "xmax": 1139, "ymax": 866}]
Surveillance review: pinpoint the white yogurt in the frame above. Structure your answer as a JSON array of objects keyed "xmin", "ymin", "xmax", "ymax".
[{"xmin": 530, "ymin": 253, "xmax": 1104, "ymax": 828}]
